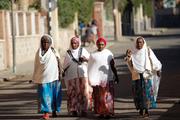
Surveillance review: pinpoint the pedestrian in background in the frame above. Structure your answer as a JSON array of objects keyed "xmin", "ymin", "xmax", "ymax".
[
  {"xmin": 90, "ymin": 19, "xmax": 99, "ymax": 44},
  {"xmin": 82, "ymin": 23, "xmax": 94, "ymax": 46},
  {"xmin": 33, "ymin": 34, "xmax": 62, "ymax": 120},
  {"xmin": 88, "ymin": 37, "xmax": 119, "ymax": 118},
  {"xmin": 125, "ymin": 36, "xmax": 162, "ymax": 118},
  {"xmin": 63, "ymin": 36, "xmax": 92, "ymax": 116}
]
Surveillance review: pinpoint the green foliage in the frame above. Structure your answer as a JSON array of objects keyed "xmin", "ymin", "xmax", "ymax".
[
  {"xmin": 132, "ymin": 0, "xmax": 144, "ymax": 8},
  {"xmin": 58, "ymin": 0, "xmax": 94, "ymax": 28},
  {"xmin": 118, "ymin": 0, "xmax": 128, "ymax": 12},
  {"xmin": 29, "ymin": 0, "xmax": 41, "ymax": 10},
  {"xmin": 104, "ymin": 0, "xmax": 113, "ymax": 20},
  {"xmin": 104, "ymin": 0, "xmax": 128, "ymax": 20},
  {"xmin": 0, "ymin": 0, "xmax": 11, "ymax": 10},
  {"xmin": 133, "ymin": 0, "xmax": 153, "ymax": 17},
  {"xmin": 77, "ymin": 0, "xmax": 94, "ymax": 24},
  {"xmin": 58, "ymin": 0, "xmax": 78, "ymax": 28},
  {"xmin": 143, "ymin": 0, "xmax": 153, "ymax": 17}
]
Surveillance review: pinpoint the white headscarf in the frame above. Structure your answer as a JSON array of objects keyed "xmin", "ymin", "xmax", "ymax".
[
  {"xmin": 131, "ymin": 36, "xmax": 162, "ymax": 73},
  {"xmin": 63, "ymin": 36, "xmax": 81, "ymax": 69},
  {"xmin": 63, "ymin": 36, "xmax": 90, "ymax": 83},
  {"xmin": 33, "ymin": 34, "xmax": 59, "ymax": 84}
]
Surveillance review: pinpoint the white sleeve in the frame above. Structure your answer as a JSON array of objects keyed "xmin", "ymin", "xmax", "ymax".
[
  {"xmin": 82, "ymin": 48, "xmax": 90, "ymax": 59},
  {"xmin": 150, "ymin": 48, "xmax": 162, "ymax": 71}
]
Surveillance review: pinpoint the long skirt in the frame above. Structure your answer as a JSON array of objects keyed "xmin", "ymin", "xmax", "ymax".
[
  {"xmin": 38, "ymin": 80, "xmax": 62, "ymax": 113},
  {"xmin": 66, "ymin": 77, "xmax": 92, "ymax": 114},
  {"xmin": 93, "ymin": 81, "xmax": 114, "ymax": 115},
  {"xmin": 132, "ymin": 74, "xmax": 156, "ymax": 110}
]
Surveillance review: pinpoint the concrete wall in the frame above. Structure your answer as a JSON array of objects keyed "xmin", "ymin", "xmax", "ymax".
[
  {"xmin": 0, "ymin": 10, "xmax": 46, "ymax": 74},
  {"xmin": 0, "ymin": 41, "xmax": 5, "ymax": 70},
  {"xmin": 0, "ymin": 10, "xmax": 76, "ymax": 75},
  {"xmin": 58, "ymin": 28, "xmax": 75, "ymax": 59}
]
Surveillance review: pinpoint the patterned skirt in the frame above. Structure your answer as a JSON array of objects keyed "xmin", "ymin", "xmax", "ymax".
[
  {"xmin": 132, "ymin": 74, "xmax": 156, "ymax": 110},
  {"xmin": 38, "ymin": 80, "xmax": 62, "ymax": 113},
  {"xmin": 66, "ymin": 77, "xmax": 92, "ymax": 114},
  {"xmin": 92, "ymin": 81, "xmax": 114, "ymax": 115}
]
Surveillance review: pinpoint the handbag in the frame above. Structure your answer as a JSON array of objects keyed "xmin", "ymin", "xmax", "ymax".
[
  {"xmin": 143, "ymin": 47, "xmax": 153, "ymax": 80},
  {"xmin": 67, "ymin": 47, "xmax": 83, "ymax": 65}
]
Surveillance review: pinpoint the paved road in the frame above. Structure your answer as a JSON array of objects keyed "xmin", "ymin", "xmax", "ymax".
[{"xmin": 0, "ymin": 35, "xmax": 180, "ymax": 120}]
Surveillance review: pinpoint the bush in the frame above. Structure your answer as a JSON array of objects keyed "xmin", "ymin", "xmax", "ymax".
[
  {"xmin": 58, "ymin": 0, "xmax": 94, "ymax": 28},
  {"xmin": 0, "ymin": 0, "xmax": 11, "ymax": 10},
  {"xmin": 133, "ymin": 0, "xmax": 153, "ymax": 17},
  {"xmin": 29, "ymin": 0, "xmax": 41, "ymax": 10},
  {"xmin": 58, "ymin": 0, "xmax": 78, "ymax": 28},
  {"xmin": 77, "ymin": 0, "xmax": 94, "ymax": 24}
]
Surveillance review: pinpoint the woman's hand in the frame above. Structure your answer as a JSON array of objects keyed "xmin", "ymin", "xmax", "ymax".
[
  {"xmin": 114, "ymin": 76, "xmax": 119, "ymax": 84},
  {"xmin": 126, "ymin": 49, "xmax": 132, "ymax": 57},
  {"xmin": 157, "ymin": 71, "xmax": 161, "ymax": 77},
  {"xmin": 79, "ymin": 56, "xmax": 88, "ymax": 62}
]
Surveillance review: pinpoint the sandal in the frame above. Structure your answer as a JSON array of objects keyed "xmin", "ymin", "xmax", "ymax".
[
  {"xmin": 143, "ymin": 109, "xmax": 149, "ymax": 118},
  {"xmin": 42, "ymin": 113, "xmax": 49, "ymax": 120},
  {"xmin": 70, "ymin": 111, "xmax": 78, "ymax": 117}
]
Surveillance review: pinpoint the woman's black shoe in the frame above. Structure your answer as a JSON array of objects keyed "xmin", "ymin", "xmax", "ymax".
[
  {"xmin": 139, "ymin": 109, "xmax": 143, "ymax": 116},
  {"xmin": 70, "ymin": 111, "xmax": 78, "ymax": 117},
  {"xmin": 81, "ymin": 111, "xmax": 87, "ymax": 117},
  {"xmin": 143, "ymin": 109, "xmax": 149, "ymax": 118},
  {"xmin": 52, "ymin": 111, "xmax": 57, "ymax": 117}
]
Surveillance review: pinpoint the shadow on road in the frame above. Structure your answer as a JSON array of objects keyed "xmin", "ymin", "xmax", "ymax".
[{"xmin": 158, "ymin": 102, "xmax": 180, "ymax": 120}]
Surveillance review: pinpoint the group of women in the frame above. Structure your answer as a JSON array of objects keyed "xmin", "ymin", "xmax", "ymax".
[{"xmin": 33, "ymin": 34, "xmax": 162, "ymax": 119}]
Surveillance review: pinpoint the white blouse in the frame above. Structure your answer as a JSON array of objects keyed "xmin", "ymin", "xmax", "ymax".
[{"xmin": 88, "ymin": 49, "xmax": 114, "ymax": 87}]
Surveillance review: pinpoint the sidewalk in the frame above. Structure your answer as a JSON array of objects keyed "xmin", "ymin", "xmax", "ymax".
[{"xmin": 0, "ymin": 70, "xmax": 16, "ymax": 82}]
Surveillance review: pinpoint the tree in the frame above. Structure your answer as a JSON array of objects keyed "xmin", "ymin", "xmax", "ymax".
[
  {"xmin": 132, "ymin": 0, "xmax": 153, "ymax": 17},
  {"xmin": 77, "ymin": 0, "xmax": 94, "ymax": 24},
  {"xmin": 29, "ymin": 0, "xmax": 41, "ymax": 10},
  {"xmin": 57, "ymin": 0, "xmax": 94, "ymax": 28},
  {"xmin": 0, "ymin": 0, "xmax": 11, "ymax": 10},
  {"xmin": 58, "ymin": 0, "xmax": 78, "ymax": 28},
  {"xmin": 104, "ymin": 0, "xmax": 128, "ymax": 20}
]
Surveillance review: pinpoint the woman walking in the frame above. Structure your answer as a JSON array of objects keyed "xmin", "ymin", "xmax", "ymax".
[
  {"xmin": 63, "ymin": 36, "xmax": 92, "ymax": 116},
  {"xmin": 88, "ymin": 37, "xmax": 119, "ymax": 118},
  {"xmin": 33, "ymin": 34, "xmax": 62, "ymax": 120},
  {"xmin": 125, "ymin": 36, "xmax": 162, "ymax": 117}
]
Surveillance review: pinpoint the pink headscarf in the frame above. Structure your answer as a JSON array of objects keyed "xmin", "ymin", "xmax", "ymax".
[
  {"xmin": 70, "ymin": 36, "xmax": 81, "ymax": 50},
  {"xmin": 71, "ymin": 36, "xmax": 80, "ymax": 44},
  {"xmin": 96, "ymin": 37, "xmax": 107, "ymax": 46}
]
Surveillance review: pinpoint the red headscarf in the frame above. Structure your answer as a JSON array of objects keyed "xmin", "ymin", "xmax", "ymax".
[{"xmin": 96, "ymin": 37, "xmax": 107, "ymax": 47}]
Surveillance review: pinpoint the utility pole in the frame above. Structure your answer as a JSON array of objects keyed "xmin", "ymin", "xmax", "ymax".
[
  {"xmin": 11, "ymin": 0, "xmax": 16, "ymax": 73},
  {"xmin": 48, "ymin": 0, "xmax": 52, "ymax": 36},
  {"xmin": 152, "ymin": 0, "xmax": 156, "ymax": 27},
  {"xmin": 112, "ymin": 0, "xmax": 117, "ymax": 40}
]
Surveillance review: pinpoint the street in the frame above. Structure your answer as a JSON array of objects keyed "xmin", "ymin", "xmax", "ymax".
[{"xmin": 0, "ymin": 34, "xmax": 180, "ymax": 120}]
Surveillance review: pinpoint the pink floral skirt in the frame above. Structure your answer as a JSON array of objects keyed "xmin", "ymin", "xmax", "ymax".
[
  {"xmin": 66, "ymin": 77, "xmax": 92, "ymax": 114},
  {"xmin": 92, "ymin": 81, "xmax": 114, "ymax": 115}
]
